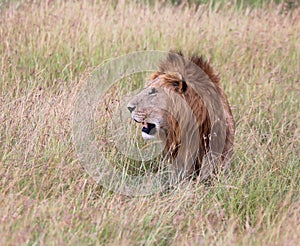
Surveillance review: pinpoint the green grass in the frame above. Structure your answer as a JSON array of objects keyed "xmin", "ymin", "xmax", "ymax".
[
  {"xmin": 1, "ymin": 0, "xmax": 300, "ymax": 245},
  {"xmin": 149, "ymin": 0, "xmax": 299, "ymax": 10}
]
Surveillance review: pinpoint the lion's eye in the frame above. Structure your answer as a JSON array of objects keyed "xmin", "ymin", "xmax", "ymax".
[{"xmin": 148, "ymin": 88, "xmax": 157, "ymax": 95}]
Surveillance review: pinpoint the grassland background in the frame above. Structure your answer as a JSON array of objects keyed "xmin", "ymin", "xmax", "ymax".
[{"xmin": 0, "ymin": 0, "xmax": 299, "ymax": 245}]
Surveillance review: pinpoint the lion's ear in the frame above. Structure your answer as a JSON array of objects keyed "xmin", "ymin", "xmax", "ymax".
[
  {"xmin": 170, "ymin": 72, "xmax": 187, "ymax": 93},
  {"xmin": 172, "ymin": 80, "xmax": 187, "ymax": 93}
]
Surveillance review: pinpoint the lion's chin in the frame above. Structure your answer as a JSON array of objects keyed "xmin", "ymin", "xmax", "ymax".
[{"xmin": 142, "ymin": 132, "xmax": 156, "ymax": 140}]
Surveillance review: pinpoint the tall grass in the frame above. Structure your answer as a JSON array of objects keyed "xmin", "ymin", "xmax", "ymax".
[{"xmin": 0, "ymin": 0, "xmax": 299, "ymax": 245}]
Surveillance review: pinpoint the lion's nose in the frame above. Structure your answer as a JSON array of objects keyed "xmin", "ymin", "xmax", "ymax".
[{"xmin": 127, "ymin": 105, "xmax": 136, "ymax": 113}]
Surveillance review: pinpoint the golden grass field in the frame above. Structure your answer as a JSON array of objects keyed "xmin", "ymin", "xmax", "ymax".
[{"xmin": 0, "ymin": 0, "xmax": 299, "ymax": 245}]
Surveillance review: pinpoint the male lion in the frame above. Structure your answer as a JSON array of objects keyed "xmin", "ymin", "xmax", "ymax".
[{"xmin": 127, "ymin": 52, "xmax": 235, "ymax": 182}]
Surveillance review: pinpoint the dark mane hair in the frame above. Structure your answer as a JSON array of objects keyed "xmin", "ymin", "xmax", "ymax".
[{"xmin": 158, "ymin": 51, "xmax": 220, "ymax": 85}]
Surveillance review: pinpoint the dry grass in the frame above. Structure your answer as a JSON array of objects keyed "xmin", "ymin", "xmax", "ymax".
[{"xmin": 0, "ymin": 0, "xmax": 300, "ymax": 245}]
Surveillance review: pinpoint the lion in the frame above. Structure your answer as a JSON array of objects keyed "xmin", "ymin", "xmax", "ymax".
[{"xmin": 127, "ymin": 52, "xmax": 235, "ymax": 182}]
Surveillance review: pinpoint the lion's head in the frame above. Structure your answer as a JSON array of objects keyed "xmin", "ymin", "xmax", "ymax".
[
  {"xmin": 127, "ymin": 71, "xmax": 187, "ymax": 142},
  {"xmin": 127, "ymin": 52, "xmax": 235, "ymax": 179}
]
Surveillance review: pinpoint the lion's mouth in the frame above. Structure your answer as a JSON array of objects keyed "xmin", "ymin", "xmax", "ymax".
[
  {"xmin": 142, "ymin": 122, "xmax": 156, "ymax": 135},
  {"xmin": 133, "ymin": 119, "xmax": 157, "ymax": 139}
]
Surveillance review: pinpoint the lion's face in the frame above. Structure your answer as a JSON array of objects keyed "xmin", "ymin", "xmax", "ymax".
[
  {"xmin": 127, "ymin": 85, "xmax": 169, "ymax": 140},
  {"xmin": 127, "ymin": 72, "xmax": 186, "ymax": 140}
]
